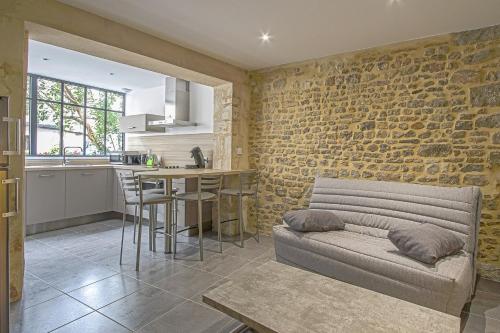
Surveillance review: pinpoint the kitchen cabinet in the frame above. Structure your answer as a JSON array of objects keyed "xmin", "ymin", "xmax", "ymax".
[
  {"xmin": 65, "ymin": 169, "xmax": 108, "ymax": 218},
  {"xmin": 119, "ymin": 114, "xmax": 164, "ymax": 133},
  {"xmin": 25, "ymin": 170, "xmax": 66, "ymax": 225}
]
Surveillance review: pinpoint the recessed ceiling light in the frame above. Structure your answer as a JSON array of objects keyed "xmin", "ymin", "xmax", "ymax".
[
  {"xmin": 42, "ymin": 57, "xmax": 50, "ymax": 61},
  {"xmin": 259, "ymin": 32, "xmax": 272, "ymax": 43},
  {"xmin": 122, "ymin": 88, "xmax": 132, "ymax": 93},
  {"xmin": 109, "ymin": 72, "xmax": 115, "ymax": 76}
]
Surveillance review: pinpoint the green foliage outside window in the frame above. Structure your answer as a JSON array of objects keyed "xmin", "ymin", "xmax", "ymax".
[{"xmin": 28, "ymin": 75, "xmax": 125, "ymax": 156}]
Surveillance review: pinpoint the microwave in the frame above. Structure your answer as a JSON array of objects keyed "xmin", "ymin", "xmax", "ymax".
[
  {"xmin": 123, "ymin": 151, "xmax": 142, "ymax": 165},
  {"xmin": 109, "ymin": 152, "xmax": 124, "ymax": 164}
]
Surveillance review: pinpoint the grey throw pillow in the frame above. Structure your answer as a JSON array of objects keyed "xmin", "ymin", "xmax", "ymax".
[
  {"xmin": 388, "ymin": 223, "xmax": 464, "ymax": 264},
  {"xmin": 283, "ymin": 210, "xmax": 345, "ymax": 232}
]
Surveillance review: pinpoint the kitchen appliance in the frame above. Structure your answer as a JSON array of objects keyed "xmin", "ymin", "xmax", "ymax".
[
  {"xmin": 109, "ymin": 152, "xmax": 124, "ymax": 164},
  {"xmin": 1, "ymin": 96, "xmax": 21, "ymax": 333},
  {"xmin": 123, "ymin": 151, "xmax": 142, "ymax": 165},
  {"xmin": 186, "ymin": 146, "xmax": 206, "ymax": 169}
]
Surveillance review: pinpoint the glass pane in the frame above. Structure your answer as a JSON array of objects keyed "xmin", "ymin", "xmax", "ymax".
[
  {"xmin": 63, "ymin": 84, "xmax": 85, "ymax": 105},
  {"xmin": 107, "ymin": 92, "xmax": 124, "ymax": 111},
  {"xmin": 86, "ymin": 88, "xmax": 105, "ymax": 108},
  {"xmin": 63, "ymin": 105, "xmax": 84, "ymax": 151},
  {"xmin": 37, "ymin": 78, "xmax": 61, "ymax": 102},
  {"xmin": 85, "ymin": 108, "xmax": 105, "ymax": 155},
  {"xmin": 37, "ymin": 102, "xmax": 61, "ymax": 155},
  {"xmin": 26, "ymin": 76, "xmax": 31, "ymax": 98},
  {"xmin": 25, "ymin": 99, "xmax": 30, "ymax": 155},
  {"xmin": 106, "ymin": 111, "xmax": 123, "ymax": 152}
]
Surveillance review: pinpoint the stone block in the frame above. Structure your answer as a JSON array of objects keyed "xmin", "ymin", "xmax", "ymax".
[
  {"xmin": 418, "ymin": 144, "xmax": 452, "ymax": 157},
  {"xmin": 471, "ymin": 84, "xmax": 500, "ymax": 107},
  {"xmin": 475, "ymin": 113, "xmax": 500, "ymax": 128}
]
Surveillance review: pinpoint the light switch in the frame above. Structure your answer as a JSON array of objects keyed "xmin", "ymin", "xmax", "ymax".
[{"xmin": 236, "ymin": 147, "xmax": 243, "ymax": 155}]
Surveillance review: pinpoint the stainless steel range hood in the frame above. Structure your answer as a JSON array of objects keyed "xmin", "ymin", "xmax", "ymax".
[{"xmin": 148, "ymin": 77, "xmax": 197, "ymax": 128}]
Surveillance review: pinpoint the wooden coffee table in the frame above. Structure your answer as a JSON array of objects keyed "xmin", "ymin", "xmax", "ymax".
[{"xmin": 203, "ymin": 261, "xmax": 459, "ymax": 333}]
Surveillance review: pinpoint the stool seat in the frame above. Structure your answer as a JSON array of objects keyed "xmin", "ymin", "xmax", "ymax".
[
  {"xmin": 125, "ymin": 193, "xmax": 173, "ymax": 205},
  {"xmin": 220, "ymin": 188, "xmax": 256, "ymax": 196},
  {"xmin": 175, "ymin": 191, "xmax": 217, "ymax": 201}
]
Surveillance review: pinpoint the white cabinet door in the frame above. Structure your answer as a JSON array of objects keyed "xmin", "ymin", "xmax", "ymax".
[
  {"xmin": 26, "ymin": 170, "xmax": 66, "ymax": 225},
  {"xmin": 66, "ymin": 169, "xmax": 108, "ymax": 218}
]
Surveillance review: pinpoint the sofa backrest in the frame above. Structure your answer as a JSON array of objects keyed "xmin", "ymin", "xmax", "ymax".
[{"xmin": 309, "ymin": 177, "xmax": 481, "ymax": 253}]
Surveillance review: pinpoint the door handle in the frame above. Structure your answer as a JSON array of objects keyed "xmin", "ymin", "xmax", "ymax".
[
  {"xmin": 2, "ymin": 117, "xmax": 21, "ymax": 156},
  {"xmin": 38, "ymin": 174, "xmax": 55, "ymax": 178},
  {"xmin": 2, "ymin": 177, "xmax": 20, "ymax": 218}
]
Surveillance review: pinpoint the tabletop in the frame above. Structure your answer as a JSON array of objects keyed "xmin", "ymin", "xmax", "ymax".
[{"xmin": 136, "ymin": 168, "xmax": 255, "ymax": 179}]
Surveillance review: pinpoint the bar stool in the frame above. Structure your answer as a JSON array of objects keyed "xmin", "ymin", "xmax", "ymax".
[
  {"xmin": 130, "ymin": 169, "xmax": 163, "ymax": 244},
  {"xmin": 118, "ymin": 173, "xmax": 174, "ymax": 271},
  {"xmin": 173, "ymin": 175, "xmax": 223, "ymax": 260},
  {"xmin": 220, "ymin": 171, "xmax": 260, "ymax": 247}
]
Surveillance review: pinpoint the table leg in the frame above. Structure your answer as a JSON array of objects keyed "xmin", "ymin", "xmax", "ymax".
[{"xmin": 164, "ymin": 179, "xmax": 172, "ymax": 253}]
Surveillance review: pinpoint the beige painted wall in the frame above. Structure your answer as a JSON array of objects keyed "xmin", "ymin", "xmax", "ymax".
[{"xmin": 0, "ymin": 0, "xmax": 250, "ymax": 301}]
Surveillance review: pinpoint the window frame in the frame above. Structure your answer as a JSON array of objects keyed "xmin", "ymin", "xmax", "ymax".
[{"xmin": 26, "ymin": 74, "xmax": 125, "ymax": 157}]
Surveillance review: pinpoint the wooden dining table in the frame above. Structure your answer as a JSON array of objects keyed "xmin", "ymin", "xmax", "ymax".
[{"xmin": 135, "ymin": 168, "xmax": 255, "ymax": 261}]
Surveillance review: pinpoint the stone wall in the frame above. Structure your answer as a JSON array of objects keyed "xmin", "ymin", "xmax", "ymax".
[{"xmin": 249, "ymin": 25, "xmax": 500, "ymax": 279}]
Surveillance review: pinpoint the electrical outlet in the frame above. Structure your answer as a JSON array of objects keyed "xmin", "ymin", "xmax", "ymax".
[{"xmin": 236, "ymin": 147, "xmax": 243, "ymax": 155}]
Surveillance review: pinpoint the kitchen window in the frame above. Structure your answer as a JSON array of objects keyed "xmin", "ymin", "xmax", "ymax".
[{"xmin": 26, "ymin": 74, "xmax": 125, "ymax": 156}]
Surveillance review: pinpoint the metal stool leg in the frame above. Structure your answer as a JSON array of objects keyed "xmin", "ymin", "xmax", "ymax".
[
  {"xmin": 198, "ymin": 197, "xmax": 204, "ymax": 261},
  {"xmin": 133, "ymin": 205, "xmax": 138, "ymax": 244},
  {"xmin": 136, "ymin": 203, "xmax": 143, "ymax": 271},
  {"xmin": 255, "ymin": 193, "xmax": 260, "ymax": 242},
  {"xmin": 217, "ymin": 196, "xmax": 222, "ymax": 253},
  {"xmin": 148, "ymin": 205, "xmax": 153, "ymax": 251},
  {"xmin": 173, "ymin": 198, "xmax": 178, "ymax": 257},
  {"xmin": 119, "ymin": 209, "xmax": 126, "ymax": 264},
  {"xmin": 239, "ymin": 194, "xmax": 244, "ymax": 248},
  {"xmin": 152, "ymin": 205, "xmax": 157, "ymax": 252}
]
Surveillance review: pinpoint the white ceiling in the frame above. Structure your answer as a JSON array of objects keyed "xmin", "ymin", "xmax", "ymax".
[
  {"xmin": 58, "ymin": 0, "xmax": 500, "ymax": 70},
  {"xmin": 28, "ymin": 40, "xmax": 165, "ymax": 92}
]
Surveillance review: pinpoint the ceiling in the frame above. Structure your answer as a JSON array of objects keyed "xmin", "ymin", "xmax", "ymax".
[
  {"xmin": 28, "ymin": 40, "xmax": 165, "ymax": 92},
  {"xmin": 58, "ymin": 0, "xmax": 500, "ymax": 70}
]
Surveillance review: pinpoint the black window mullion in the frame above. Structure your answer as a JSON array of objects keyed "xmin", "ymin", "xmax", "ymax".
[
  {"xmin": 59, "ymin": 81, "xmax": 64, "ymax": 155},
  {"xmin": 30, "ymin": 75, "xmax": 38, "ymax": 156},
  {"xmin": 83, "ymin": 87, "xmax": 87, "ymax": 156},
  {"xmin": 104, "ymin": 91, "xmax": 108, "ymax": 155}
]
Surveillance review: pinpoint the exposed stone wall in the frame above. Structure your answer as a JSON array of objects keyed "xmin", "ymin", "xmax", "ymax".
[{"xmin": 249, "ymin": 25, "xmax": 500, "ymax": 279}]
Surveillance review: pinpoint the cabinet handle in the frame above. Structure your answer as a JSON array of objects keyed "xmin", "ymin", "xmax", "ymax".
[
  {"xmin": 127, "ymin": 126, "xmax": 136, "ymax": 129},
  {"xmin": 2, "ymin": 117, "xmax": 21, "ymax": 156},
  {"xmin": 38, "ymin": 174, "xmax": 55, "ymax": 178},
  {"xmin": 81, "ymin": 172, "xmax": 96, "ymax": 176},
  {"xmin": 2, "ymin": 177, "xmax": 20, "ymax": 218}
]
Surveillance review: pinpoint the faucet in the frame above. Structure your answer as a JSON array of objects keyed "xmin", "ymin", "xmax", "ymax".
[{"xmin": 63, "ymin": 146, "xmax": 83, "ymax": 165}]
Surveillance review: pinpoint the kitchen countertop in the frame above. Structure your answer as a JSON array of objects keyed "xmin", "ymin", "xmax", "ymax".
[{"xmin": 24, "ymin": 164, "xmax": 163, "ymax": 172}]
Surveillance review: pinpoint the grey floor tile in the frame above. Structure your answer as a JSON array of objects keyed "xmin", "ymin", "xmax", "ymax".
[
  {"xmin": 152, "ymin": 267, "xmax": 222, "ymax": 299},
  {"xmin": 477, "ymin": 278, "xmax": 500, "ymax": 296},
  {"xmin": 193, "ymin": 253, "xmax": 250, "ymax": 276},
  {"xmin": 465, "ymin": 291, "xmax": 500, "ymax": 320},
  {"xmin": 137, "ymin": 300, "xmax": 229, "ymax": 333},
  {"xmin": 228, "ymin": 260, "xmax": 266, "ymax": 280},
  {"xmin": 98, "ymin": 286, "xmax": 184, "ymax": 331},
  {"xmin": 52, "ymin": 311, "xmax": 131, "ymax": 333},
  {"xmin": 461, "ymin": 312, "xmax": 500, "ymax": 333},
  {"xmin": 68, "ymin": 274, "xmax": 147, "ymax": 309},
  {"xmin": 222, "ymin": 242, "xmax": 272, "ymax": 261},
  {"xmin": 14, "ymin": 273, "xmax": 63, "ymax": 309},
  {"xmin": 190, "ymin": 278, "xmax": 230, "ymax": 305},
  {"xmin": 120, "ymin": 258, "xmax": 191, "ymax": 284},
  {"xmin": 30, "ymin": 259, "xmax": 117, "ymax": 293},
  {"xmin": 252, "ymin": 248, "xmax": 277, "ymax": 263},
  {"xmin": 9, "ymin": 294, "xmax": 92, "ymax": 333}
]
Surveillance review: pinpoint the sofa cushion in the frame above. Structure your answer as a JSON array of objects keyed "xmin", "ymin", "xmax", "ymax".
[
  {"xmin": 388, "ymin": 223, "xmax": 465, "ymax": 264},
  {"xmin": 273, "ymin": 224, "xmax": 471, "ymax": 294},
  {"xmin": 283, "ymin": 209, "xmax": 345, "ymax": 232}
]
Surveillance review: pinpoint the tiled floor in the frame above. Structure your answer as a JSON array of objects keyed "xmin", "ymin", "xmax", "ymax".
[{"xmin": 10, "ymin": 219, "xmax": 500, "ymax": 332}]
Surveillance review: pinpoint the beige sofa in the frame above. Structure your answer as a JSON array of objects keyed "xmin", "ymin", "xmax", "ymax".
[{"xmin": 273, "ymin": 177, "xmax": 481, "ymax": 315}]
